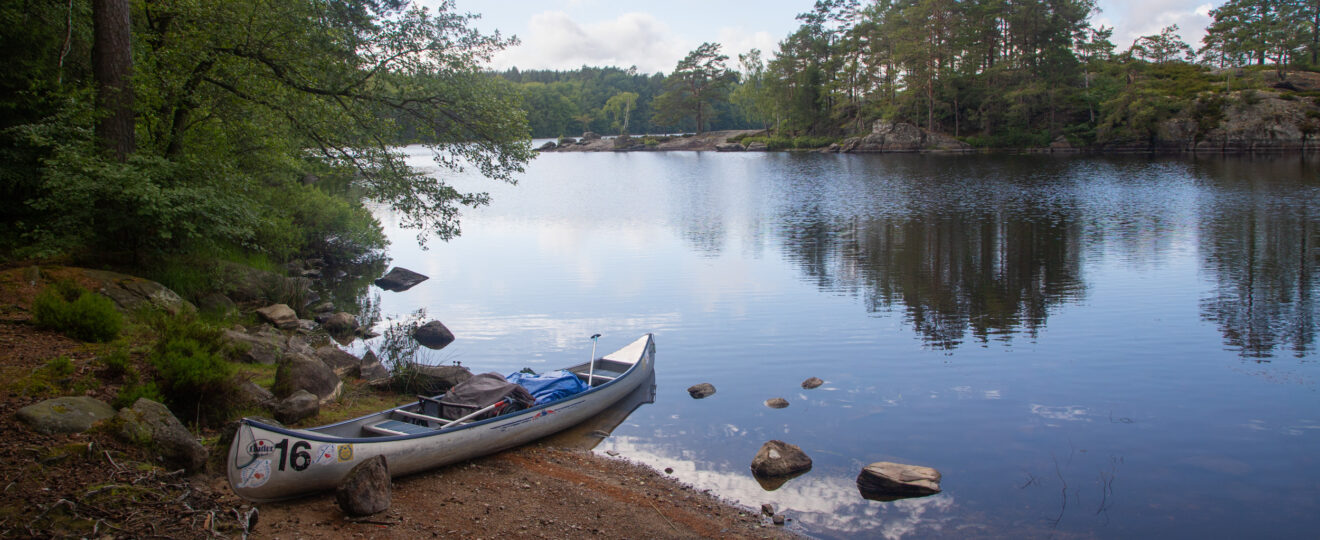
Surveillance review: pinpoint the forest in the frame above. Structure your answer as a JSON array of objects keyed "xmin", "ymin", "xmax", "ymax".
[{"xmin": 511, "ymin": 0, "xmax": 1320, "ymax": 146}]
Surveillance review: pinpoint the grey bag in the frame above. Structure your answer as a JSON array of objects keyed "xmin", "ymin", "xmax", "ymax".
[{"xmin": 439, "ymin": 372, "xmax": 535, "ymax": 421}]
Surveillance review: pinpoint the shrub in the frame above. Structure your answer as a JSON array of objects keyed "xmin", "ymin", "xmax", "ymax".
[
  {"xmin": 145, "ymin": 312, "xmax": 239, "ymax": 424},
  {"xmin": 113, "ymin": 381, "xmax": 164, "ymax": 410},
  {"xmin": 31, "ymin": 281, "xmax": 123, "ymax": 342},
  {"xmin": 98, "ymin": 348, "xmax": 135, "ymax": 380}
]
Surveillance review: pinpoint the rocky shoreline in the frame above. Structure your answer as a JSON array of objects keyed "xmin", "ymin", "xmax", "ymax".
[{"xmin": 0, "ymin": 265, "xmax": 800, "ymax": 538}]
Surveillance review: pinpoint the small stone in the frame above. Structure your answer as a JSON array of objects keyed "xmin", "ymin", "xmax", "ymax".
[
  {"xmin": 605, "ymin": 450, "xmax": 620, "ymax": 457},
  {"xmin": 773, "ymin": 514, "xmax": 786, "ymax": 526},
  {"xmin": 765, "ymin": 398, "xmax": 789, "ymax": 409},
  {"xmin": 687, "ymin": 383, "xmax": 716, "ymax": 399},
  {"xmin": 801, "ymin": 377, "xmax": 824, "ymax": 389},
  {"xmin": 761, "ymin": 503, "xmax": 775, "ymax": 516},
  {"xmin": 664, "ymin": 467, "xmax": 674, "ymax": 474}
]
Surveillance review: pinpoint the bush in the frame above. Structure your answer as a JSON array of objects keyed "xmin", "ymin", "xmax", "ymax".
[
  {"xmin": 31, "ymin": 281, "xmax": 123, "ymax": 342},
  {"xmin": 146, "ymin": 313, "xmax": 238, "ymax": 423},
  {"xmin": 113, "ymin": 381, "xmax": 164, "ymax": 410}
]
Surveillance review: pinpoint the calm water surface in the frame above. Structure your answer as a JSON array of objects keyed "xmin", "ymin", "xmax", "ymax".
[{"xmin": 356, "ymin": 148, "xmax": 1319, "ymax": 538}]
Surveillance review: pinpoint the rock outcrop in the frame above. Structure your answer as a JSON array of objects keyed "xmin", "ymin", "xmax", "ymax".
[
  {"xmin": 834, "ymin": 121, "xmax": 971, "ymax": 153},
  {"xmin": 80, "ymin": 269, "xmax": 196, "ymax": 315}
]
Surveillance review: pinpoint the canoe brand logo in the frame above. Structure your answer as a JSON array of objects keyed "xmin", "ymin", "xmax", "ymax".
[
  {"xmin": 237, "ymin": 459, "xmax": 271, "ymax": 489},
  {"xmin": 247, "ymin": 439, "xmax": 275, "ymax": 457},
  {"xmin": 337, "ymin": 444, "xmax": 354, "ymax": 462},
  {"xmin": 314, "ymin": 444, "xmax": 336, "ymax": 466}
]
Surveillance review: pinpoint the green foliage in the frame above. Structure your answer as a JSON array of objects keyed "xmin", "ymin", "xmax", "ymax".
[
  {"xmin": 113, "ymin": 382, "xmax": 164, "ymax": 410},
  {"xmin": 97, "ymin": 348, "xmax": 135, "ymax": 380},
  {"xmin": 31, "ymin": 281, "xmax": 123, "ymax": 342},
  {"xmin": 144, "ymin": 312, "xmax": 237, "ymax": 423}
]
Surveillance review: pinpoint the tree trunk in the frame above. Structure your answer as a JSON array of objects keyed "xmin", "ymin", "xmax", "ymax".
[{"xmin": 93, "ymin": 0, "xmax": 135, "ymax": 161}]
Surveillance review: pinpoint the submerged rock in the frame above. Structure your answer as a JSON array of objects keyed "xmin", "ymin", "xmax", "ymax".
[
  {"xmin": 320, "ymin": 312, "xmax": 358, "ymax": 335},
  {"xmin": 374, "ymin": 267, "xmax": 429, "ymax": 292},
  {"xmin": 413, "ymin": 320, "xmax": 455, "ymax": 350},
  {"xmin": 687, "ymin": 383, "xmax": 716, "ymax": 399},
  {"xmin": 750, "ymin": 440, "xmax": 812, "ymax": 478},
  {"xmin": 17, "ymin": 396, "xmax": 116, "ymax": 435},
  {"xmin": 856, "ymin": 461, "xmax": 942, "ymax": 501},
  {"xmin": 337, "ymin": 455, "xmax": 391, "ymax": 516},
  {"xmin": 801, "ymin": 377, "xmax": 824, "ymax": 389}
]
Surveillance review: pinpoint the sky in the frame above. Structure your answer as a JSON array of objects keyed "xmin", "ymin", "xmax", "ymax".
[{"xmin": 430, "ymin": 0, "xmax": 1221, "ymax": 74}]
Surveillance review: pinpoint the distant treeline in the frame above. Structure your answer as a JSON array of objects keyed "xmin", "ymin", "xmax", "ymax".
[{"xmin": 496, "ymin": 0, "xmax": 1320, "ymax": 146}]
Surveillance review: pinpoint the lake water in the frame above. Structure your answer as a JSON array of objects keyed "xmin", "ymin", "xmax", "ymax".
[{"xmin": 355, "ymin": 147, "xmax": 1319, "ymax": 538}]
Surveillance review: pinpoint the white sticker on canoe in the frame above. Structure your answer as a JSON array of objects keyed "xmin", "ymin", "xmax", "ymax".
[
  {"xmin": 237, "ymin": 459, "xmax": 272, "ymax": 489},
  {"xmin": 313, "ymin": 444, "xmax": 336, "ymax": 466}
]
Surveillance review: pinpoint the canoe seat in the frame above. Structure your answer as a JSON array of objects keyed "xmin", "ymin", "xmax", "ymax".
[{"xmin": 364, "ymin": 419, "xmax": 433, "ymax": 436}]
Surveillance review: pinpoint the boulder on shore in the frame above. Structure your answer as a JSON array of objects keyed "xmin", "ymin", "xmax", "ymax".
[
  {"xmin": 114, "ymin": 398, "xmax": 208, "ymax": 472},
  {"xmin": 401, "ymin": 364, "xmax": 472, "ymax": 394},
  {"xmin": 320, "ymin": 312, "xmax": 358, "ymax": 335},
  {"xmin": 273, "ymin": 353, "xmax": 342, "ymax": 403},
  {"xmin": 856, "ymin": 461, "xmax": 942, "ymax": 501},
  {"xmin": 687, "ymin": 383, "xmax": 716, "ymax": 399},
  {"xmin": 274, "ymin": 389, "xmax": 320, "ymax": 424},
  {"xmin": 413, "ymin": 320, "xmax": 456, "ymax": 350},
  {"xmin": 256, "ymin": 304, "xmax": 299, "ymax": 330},
  {"xmin": 337, "ymin": 455, "xmax": 391, "ymax": 516},
  {"xmin": 316, "ymin": 345, "xmax": 362, "ymax": 379},
  {"xmin": 17, "ymin": 396, "xmax": 116, "ymax": 435},
  {"xmin": 374, "ymin": 267, "xmax": 429, "ymax": 292},
  {"xmin": 750, "ymin": 440, "xmax": 812, "ymax": 478}
]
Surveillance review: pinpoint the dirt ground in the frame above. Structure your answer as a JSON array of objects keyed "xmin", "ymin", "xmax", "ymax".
[{"xmin": 0, "ymin": 267, "xmax": 798, "ymax": 539}]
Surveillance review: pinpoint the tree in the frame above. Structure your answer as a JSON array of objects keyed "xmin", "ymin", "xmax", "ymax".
[
  {"xmin": 602, "ymin": 91, "xmax": 638, "ymax": 134},
  {"xmin": 92, "ymin": 0, "xmax": 134, "ymax": 161},
  {"xmin": 730, "ymin": 49, "xmax": 776, "ymax": 130},
  {"xmin": 1130, "ymin": 25, "xmax": 1195, "ymax": 64},
  {"xmin": 652, "ymin": 43, "xmax": 735, "ymax": 133}
]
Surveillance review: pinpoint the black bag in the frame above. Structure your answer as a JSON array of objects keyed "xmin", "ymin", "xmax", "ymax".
[{"xmin": 439, "ymin": 372, "xmax": 535, "ymax": 421}]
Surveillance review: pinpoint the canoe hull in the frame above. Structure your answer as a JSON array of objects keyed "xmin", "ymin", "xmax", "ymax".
[{"xmin": 227, "ymin": 334, "xmax": 654, "ymax": 501}]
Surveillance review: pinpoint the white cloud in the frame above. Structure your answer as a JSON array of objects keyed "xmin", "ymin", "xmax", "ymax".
[
  {"xmin": 715, "ymin": 27, "xmax": 779, "ymax": 69},
  {"xmin": 491, "ymin": 11, "xmax": 690, "ymax": 73}
]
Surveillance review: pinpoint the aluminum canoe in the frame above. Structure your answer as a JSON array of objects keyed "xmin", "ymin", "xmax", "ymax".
[{"xmin": 227, "ymin": 334, "xmax": 655, "ymax": 501}]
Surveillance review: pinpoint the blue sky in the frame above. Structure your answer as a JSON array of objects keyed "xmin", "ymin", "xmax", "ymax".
[{"xmin": 433, "ymin": 0, "xmax": 1219, "ymax": 73}]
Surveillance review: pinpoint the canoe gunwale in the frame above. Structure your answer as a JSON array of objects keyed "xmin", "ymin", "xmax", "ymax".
[{"xmin": 238, "ymin": 334, "xmax": 651, "ymax": 445}]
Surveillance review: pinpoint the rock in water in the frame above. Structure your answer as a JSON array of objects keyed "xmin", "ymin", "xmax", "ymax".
[
  {"xmin": 321, "ymin": 312, "xmax": 358, "ymax": 335},
  {"xmin": 17, "ymin": 396, "xmax": 116, "ymax": 435},
  {"xmin": 337, "ymin": 455, "xmax": 391, "ymax": 516},
  {"xmin": 256, "ymin": 304, "xmax": 299, "ymax": 330},
  {"xmin": 114, "ymin": 398, "xmax": 208, "ymax": 472},
  {"xmin": 413, "ymin": 320, "xmax": 455, "ymax": 350},
  {"xmin": 687, "ymin": 383, "xmax": 716, "ymax": 399},
  {"xmin": 765, "ymin": 397, "xmax": 789, "ymax": 409},
  {"xmin": 750, "ymin": 440, "xmax": 812, "ymax": 478},
  {"xmin": 801, "ymin": 377, "xmax": 824, "ymax": 389},
  {"xmin": 374, "ymin": 267, "xmax": 428, "ymax": 292},
  {"xmin": 856, "ymin": 461, "xmax": 942, "ymax": 501}
]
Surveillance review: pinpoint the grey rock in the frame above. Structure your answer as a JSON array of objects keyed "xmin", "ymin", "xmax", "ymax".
[
  {"xmin": 773, "ymin": 514, "xmax": 786, "ymax": 526},
  {"xmin": 537, "ymin": 140, "xmax": 558, "ymax": 151},
  {"xmin": 581, "ymin": 131, "xmax": 601, "ymax": 140},
  {"xmin": 413, "ymin": 320, "xmax": 456, "ymax": 350},
  {"xmin": 274, "ymin": 353, "xmax": 342, "ymax": 403},
  {"xmin": 687, "ymin": 383, "xmax": 716, "ymax": 399},
  {"xmin": 197, "ymin": 292, "xmax": 238, "ymax": 317},
  {"xmin": 321, "ymin": 312, "xmax": 358, "ymax": 335},
  {"xmin": 256, "ymin": 304, "xmax": 299, "ymax": 330},
  {"xmin": 750, "ymin": 440, "xmax": 812, "ymax": 478},
  {"xmin": 374, "ymin": 267, "xmax": 429, "ymax": 292},
  {"xmin": 17, "ymin": 396, "xmax": 116, "ymax": 435},
  {"xmin": 81, "ymin": 269, "xmax": 196, "ymax": 315},
  {"xmin": 311, "ymin": 301, "xmax": 336, "ymax": 313},
  {"xmin": 714, "ymin": 142, "xmax": 744, "ymax": 151},
  {"xmin": 761, "ymin": 503, "xmax": 775, "ymax": 516},
  {"xmin": 274, "ymin": 389, "xmax": 320, "ymax": 424},
  {"xmin": 801, "ymin": 377, "xmax": 824, "ymax": 390},
  {"xmin": 114, "ymin": 398, "xmax": 208, "ymax": 472},
  {"xmin": 316, "ymin": 346, "xmax": 362, "ymax": 379},
  {"xmin": 840, "ymin": 121, "xmax": 971, "ymax": 153},
  {"xmin": 360, "ymin": 350, "xmax": 390, "ymax": 381},
  {"xmin": 224, "ymin": 327, "xmax": 285, "ymax": 364},
  {"xmin": 746, "ymin": 141, "xmax": 768, "ymax": 151},
  {"xmin": 337, "ymin": 455, "xmax": 391, "ymax": 517},
  {"xmin": 237, "ymin": 380, "xmax": 276, "ymax": 407},
  {"xmin": 765, "ymin": 397, "xmax": 789, "ymax": 409},
  {"xmin": 857, "ymin": 461, "xmax": 942, "ymax": 501}
]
